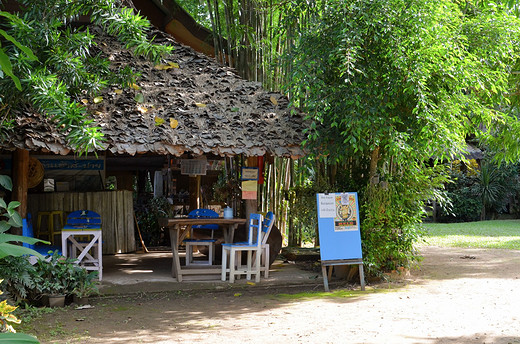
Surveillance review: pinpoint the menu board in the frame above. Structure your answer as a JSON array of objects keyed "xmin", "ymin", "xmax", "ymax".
[{"xmin": 317, "ymin": 192, "xmax": 363, "ymax": 261}]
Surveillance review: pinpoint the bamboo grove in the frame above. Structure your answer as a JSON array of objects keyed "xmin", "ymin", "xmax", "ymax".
[{"xmin": 177, "ymin": 0, "xmax": 520, "ymax": 273}]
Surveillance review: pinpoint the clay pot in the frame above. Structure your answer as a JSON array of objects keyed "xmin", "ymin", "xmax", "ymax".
[
  {"xmin": 48, "ymin": 295, "xmax": 66, "ymax": 307},
  {"xmin": 73, "ymin": 295, "xmax": 89, "ymax": 306}
]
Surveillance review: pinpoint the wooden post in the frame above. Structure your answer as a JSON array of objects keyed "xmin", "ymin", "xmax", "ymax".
[
  {"xmin": 188, "ymin": 175, "xmax": 201, "ymax": 211},
  {"xmin": 11, "ymin": 148, "xmax": 29, "ymax": 235},
  {"xmin": 244, "ymin": 156, "xmax": 258, "ymax": 218}
]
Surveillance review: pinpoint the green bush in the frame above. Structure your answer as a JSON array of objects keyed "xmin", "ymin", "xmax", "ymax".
[
  {"xmin": 439, "ymin": 160, "xmax": 520, "ymax": 222},
  {"xmin": 441, "ymin": 170, "xmax": 482, "ymax": 222},
  {"xmin": 134, "ymin": 196, "xmax": 173, "ymax": 246},
  {"xmin": 360, "ymin": 165, "xmax": 448, "ymax": 275},
  {"xmin": 0, "ymin": 251, "xmax": 96, "ymax": 305},
  {"xmin": 0, "ymin": 256, "xmax": 39, "ymax": 304}
]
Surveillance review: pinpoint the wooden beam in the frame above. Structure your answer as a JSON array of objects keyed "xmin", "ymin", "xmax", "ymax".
[
  {"xmin": 188, "ymin": 175, "xmax": 201, "ymax": 211},
  {"xmin": 244, "ymin": 156, "xmax": 258, "ymax": 218},
  {"xmin": 12, "ymin": 148, "xmax": 29, "ymax": 234}
]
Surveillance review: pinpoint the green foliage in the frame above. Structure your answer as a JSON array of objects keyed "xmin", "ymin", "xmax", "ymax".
[
  {"xmin": 0, "ymin": 11, "xmax": 38, "ymax": 92},
  {"xmin": 0, "ymin": 257, "xmax": 38, "ymax": 304},
  {"xmin": 71, "ymin": 269, "xmax": 99, "ymax": 298},
  {"xmin": 135, "ymin": 196, "xmax": 173, "ymax": 246},
  {"xmin": 286, "ymin": 0, "xmax": 520, "ymax": 165},
  {"xmin": 0, "ymin": 0, "xmax": 173, "ymax": 153},
  {"xmin": 441, "ymin": 167, "xmax": 482, "ymax": 222},
  {"xmin": 360, "ymin": 164, "xmax": 449, "ymax": 274},
  {"xmin": 0, "ymin": 332, "xmax": 39, "ymax": 343},
  {"xmin": 32, "ymin": 251, "xmax": 86, "ymax": 296},
  {"xmin": 440, "ymin": 160, "xmax": 520, "ymax": 222},
  {"xmin": 289, "ymin": 183, "xmax": 328, "ymax": 245},
  {"xmin": 0, "ymin": 251, "xmax": 97, "ymax": 305},
  {"xmin": 0, "ymin": 176, "xmax": 47, "ymax": 260},
  {"xmin": 212, "ymin": 168, "xmax": 241, "ymax": 206},
  {"xmin": 0, "ymin": 175, "xmax": 41, "ymax": 342},
  {"xmin": 278, "ymin": 0, "xmax": 520, "ymax": 273}
]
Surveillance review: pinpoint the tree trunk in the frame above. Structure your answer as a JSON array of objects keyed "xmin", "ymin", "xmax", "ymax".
[{"xmin": 369, "ymin": 146, "xmax": 380, "ymax": 185}]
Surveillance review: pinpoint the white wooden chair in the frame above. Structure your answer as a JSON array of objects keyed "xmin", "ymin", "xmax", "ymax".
[
  {"xmin": 258, "ymin": 211, "xmax": 275, "ymax": 278},
  {"xmin": 221, "ymin": 213, "xmax": 263, "ymax": 283}
]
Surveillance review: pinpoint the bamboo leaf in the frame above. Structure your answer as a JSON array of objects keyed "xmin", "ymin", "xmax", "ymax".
[{"xmin": 0, "ymin": 48, "xmax": 21, "ymax": 90}]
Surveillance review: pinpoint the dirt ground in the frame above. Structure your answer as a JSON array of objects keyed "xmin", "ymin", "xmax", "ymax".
[{"xmin": 26, "ymin": 246, "xmax": 520, "ymax": 344}]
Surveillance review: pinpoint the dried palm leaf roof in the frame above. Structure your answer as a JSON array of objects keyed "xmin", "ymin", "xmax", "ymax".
[{"xmin": 5, "ymin": 28, "xmax": 307, "ymax": 158}]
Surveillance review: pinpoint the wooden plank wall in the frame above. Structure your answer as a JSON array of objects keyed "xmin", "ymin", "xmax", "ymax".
[{"xmin": 27, "ymin": 191, "xmax": 136, "ymax": 254}]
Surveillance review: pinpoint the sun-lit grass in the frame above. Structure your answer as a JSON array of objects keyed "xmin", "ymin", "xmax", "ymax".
[
  {"xmin": 275, "ymin": 288, "xmax": 383, "ymax": 300},
  {"xmin": 421, "ymin": 220, "xmax": 520, "ymax": 250}
]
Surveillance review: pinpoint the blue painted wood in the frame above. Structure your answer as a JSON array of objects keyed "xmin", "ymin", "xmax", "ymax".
[
  {"xmin": 316, "ymin": 193, "xmax": 363, "ymax": 261},
  {"xmin": 62, "ymin": 210, "xmax": 102, "ymax": 230},
  {"xmin": 188, "ymin": 209, "xmax": 219, "ymax": 230},
  {"xmin": 23, "ymin": 214, "xmax": 61, "ymax": 255},
  {"xmin": 262, "ymin": 211, "xmax": 275, "ymax": 234}
]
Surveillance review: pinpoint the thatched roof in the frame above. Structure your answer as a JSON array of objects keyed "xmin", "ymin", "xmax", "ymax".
[{"xmin": 4, "ymin": 28, "xmax": 307, "ymax": 158}]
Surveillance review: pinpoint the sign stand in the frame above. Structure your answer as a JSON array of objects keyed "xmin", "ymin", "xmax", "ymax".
[
  {"xmin": 321, "ymin": 259, "xmax": 365, "ymax": 292},
  {"xmin": 316, "ymin": 192, "xmax": 365, "ymax": 292}
]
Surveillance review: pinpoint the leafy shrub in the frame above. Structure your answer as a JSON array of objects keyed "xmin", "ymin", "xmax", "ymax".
[
  {"xmin": 0, "ymin": 251, "xmax": 96, "ymax": 305},
  {"xmin": 361, "ymin": 165, "xmax": 449, "ymax": 275},
  {"xmin": 439, "ymin": 160, "xmax": 520, "ymax": 222},
  {"xmin": 440, "ymin": 170, "xmax": 482, "ymax": 222},
  {"xmin": 134, "ymin": 196, "xmax": 173, "ymax": 246},
  {"xmin": 0, "ymin": 257, "xmax": 39, "ymax": 304}
]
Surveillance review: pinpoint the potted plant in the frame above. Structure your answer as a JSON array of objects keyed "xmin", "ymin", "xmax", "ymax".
[
  {"xmin": 72, "ymin": 270, "xmax": 99, "ymax": 305},
  {"xmin": 40, "ymin": 280, "xmax": 66, "ymax": 307},
  {"xmin": 34, "ymin": 251, "xmax": 79, "ymax": 307}
]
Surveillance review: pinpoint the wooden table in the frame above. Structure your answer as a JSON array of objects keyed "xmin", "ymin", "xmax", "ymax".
[{"xmin": 158, "ymin": 217, "xmax": 247, "ymax": 281}]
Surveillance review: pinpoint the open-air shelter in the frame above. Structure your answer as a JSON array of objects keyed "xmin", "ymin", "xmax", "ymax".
[{"xmin": 1, "ymin": 27, "xmax": 307, "ymax": 262}]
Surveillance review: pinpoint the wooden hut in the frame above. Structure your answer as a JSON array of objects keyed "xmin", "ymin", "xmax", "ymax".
[{"xmin": 1, "ymin": 27, "xmax": 307, "ymax": 254}]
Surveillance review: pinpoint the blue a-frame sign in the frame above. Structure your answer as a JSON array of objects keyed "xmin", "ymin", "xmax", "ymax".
[{"xmin": 316, "ymin": 192, "xmax": 365, "ymax": 291}]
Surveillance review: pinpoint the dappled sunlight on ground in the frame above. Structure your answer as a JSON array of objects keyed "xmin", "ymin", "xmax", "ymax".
[{"xmin": 25, "ymin": 246, "xmax": 520, "ymax": 344}]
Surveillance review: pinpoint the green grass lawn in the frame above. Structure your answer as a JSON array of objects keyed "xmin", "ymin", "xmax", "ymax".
[{"xmin": 421, "ymin": 220, "xmax": 520, "ymax": 250}]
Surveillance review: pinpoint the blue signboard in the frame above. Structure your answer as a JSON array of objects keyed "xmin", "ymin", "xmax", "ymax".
[
  {"xmin": 39, "ymin": 159, "xmax": 104, "ymax": 171},
  {"xmin": 316, "ymin": 192, "xmax": 363, "ymax": 261}
]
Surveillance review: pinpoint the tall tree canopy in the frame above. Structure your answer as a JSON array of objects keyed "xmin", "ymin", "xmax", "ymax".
[
  {"xmin": 282, "ymin": 0, "xmax": 520, "ymax": 270},
  {"xmin": 0, "ymin": 0, "xmax": 172, "ymax": 152},
  {"xmin": 286, "ymin": 0, "xmax": 520, "ymax": 168}
]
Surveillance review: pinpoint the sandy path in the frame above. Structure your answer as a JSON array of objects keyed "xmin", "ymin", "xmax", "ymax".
[{"xmin": 32, "ymin": 246, "xmax": 520, "ymax": 344}]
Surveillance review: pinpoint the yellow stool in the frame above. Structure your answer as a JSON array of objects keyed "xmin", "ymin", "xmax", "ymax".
[{"xmin": 37, "ymin": 211, "xmax": 64, "ymax": 245}]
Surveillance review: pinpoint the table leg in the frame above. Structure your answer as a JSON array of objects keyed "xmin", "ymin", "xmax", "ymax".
[
  {"xmin": 225, "ymin": 224, "xmax": 238, "ymax": 243},
  {"xmin": 169, "ymin": 226, "xmax": 182, "ymax": 282}
]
